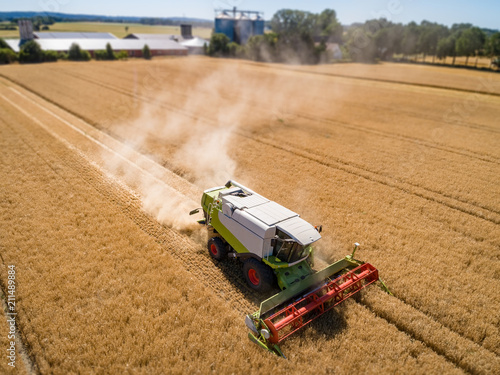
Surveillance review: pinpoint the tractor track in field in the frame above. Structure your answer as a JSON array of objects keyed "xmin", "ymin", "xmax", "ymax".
[
  {"xmin": 245, "ymin": 135, "xmax": 500, "ymax": 224},
  {"xmin": 40, "ymin": 70, "xmax": 500, "ymax": 226},
  {"xmin": 235, "ymin": 59, "xmax": 500, "ymax": 98},
  {"xmin": 2, "ymin": 77, "xmax": 498, "ymax": 374},
  {"xmin": 57, "ymin": 66, "xmax": 500, "ymax": 168},
  {"xmin": 60, "ymin": 66, "xmax": 500, "ymax": 160},
  {"xmin": 294, "ymin": 113, "xmax": 500, "ymax": 164}
]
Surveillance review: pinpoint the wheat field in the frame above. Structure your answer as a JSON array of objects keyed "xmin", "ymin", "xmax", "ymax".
[{"xmin": 0, "ymin": 57, "xmax": 499, "ymax": 374}]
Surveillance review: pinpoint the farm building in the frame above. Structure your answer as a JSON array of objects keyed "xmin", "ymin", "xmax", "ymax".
[
  {"xmin": 124, "ymin": 33, "xmax": 182, "ymax": 41},
  {"xmin": 5, "ymin": 38, "xmax": 188, "ymax": 57},
  {"xmin": 180, "ymin": 37, "xmax": 209, "ymax": 55},
  {"xmin": 34, "ymin": 32, "xmax": 117, "ymax": 39},
  {"xmin": 8, "ymin": 20, "xmax": 188, "ymax": 57},
  {"xmin": 125, "ymin": 23, "xmax": 194, "ymax": 43}
]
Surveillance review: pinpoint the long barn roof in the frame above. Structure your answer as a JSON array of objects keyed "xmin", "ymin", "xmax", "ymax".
[
  {"xmin": 5, "ymin": 38, "xmax": 187, "ymax": 53},
  {"xmin": 34, "ymin": 32, "xmax": 117, "ymax": 39}
]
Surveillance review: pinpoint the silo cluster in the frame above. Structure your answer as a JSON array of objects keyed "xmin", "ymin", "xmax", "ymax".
[{"xmin": 215, "ymin": 8, "xmax": 264, "ymax": 44}]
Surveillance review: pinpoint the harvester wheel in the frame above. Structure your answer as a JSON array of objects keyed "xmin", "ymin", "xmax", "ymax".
[
  {"xmin": 243, "ymin": 259, "xmax": 275, "ymax": 292},
  {"xmin": 207, "ymin": 237, "xmax": 227, "ymax": 260}
]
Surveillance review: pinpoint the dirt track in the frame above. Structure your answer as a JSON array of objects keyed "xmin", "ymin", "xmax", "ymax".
[{"xmin": 0, "ymin": 58, "xmax": 499, "ymax": 374}]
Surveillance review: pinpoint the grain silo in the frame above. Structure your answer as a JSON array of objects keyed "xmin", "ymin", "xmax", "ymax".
[
  {"xmin": 215, "ymin": 11, "xmax": 235, "ymax": 42},
  {"xmin": 18, "ymin": 19, "xmax": 34, "ymax": 43},
  {"xmin": 214, "ymin": 8, "xmax": 264, "ymax": 45},
  {"xmin": 235, "ymin": 13, "xmax": 253, "ymax": 44},
  {"xmin": 252, "ymin": 14, "xmax": 265, "ymax": 36}
]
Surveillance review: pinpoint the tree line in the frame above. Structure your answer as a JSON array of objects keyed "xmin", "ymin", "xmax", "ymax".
[
  {"xmin": 345, "ymin": 19, "xmax": 500, "ymax": 67},
  {"xmin": 208, "ymin": 9, "xmax": 500, "ymax": 68}
]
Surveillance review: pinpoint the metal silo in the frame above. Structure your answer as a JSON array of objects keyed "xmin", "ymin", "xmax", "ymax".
[
  {"xmin": 215, "ymin": 11, "xmax": 235, "ymax": 42},
  {"xmin": 252, "ymin": 14, "xmax": 265, "ymax": 37},
  {"xmin": 235, "ymin": 13, "xmax": 253, "ymax": 44}
]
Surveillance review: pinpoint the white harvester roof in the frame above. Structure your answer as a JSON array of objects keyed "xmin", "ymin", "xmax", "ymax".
[{"xmin": 220, "ymin": 187, "xmax": 321, "ymax": 246}]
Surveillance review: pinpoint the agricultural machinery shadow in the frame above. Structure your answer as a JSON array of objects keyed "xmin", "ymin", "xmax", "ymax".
[
  {"xmin": 210, "ymin": 257, "xmax": 279, "ymax": 307},
  {"xmin": 211, "ymin": 256, "xmax": 350, "ymax": 341}
]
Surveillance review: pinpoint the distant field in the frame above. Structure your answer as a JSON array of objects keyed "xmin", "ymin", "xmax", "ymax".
[{"xmin": 0, "ymin": 21, "xmax": 213, "ymax": 39}]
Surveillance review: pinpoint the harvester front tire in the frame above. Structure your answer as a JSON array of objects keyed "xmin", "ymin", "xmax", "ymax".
[
  {"xmin": 243, "ymin": 258, "xmax": 275, "ymax": 292},
  {"xmin": 208, "ymin": 237, "xmax": 227, "ymax": 260}
]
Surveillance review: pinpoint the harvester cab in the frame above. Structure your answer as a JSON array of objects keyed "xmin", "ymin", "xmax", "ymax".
[{"xmin": 191, "ymin": 180, "xmax": 387, "ymax": 357}]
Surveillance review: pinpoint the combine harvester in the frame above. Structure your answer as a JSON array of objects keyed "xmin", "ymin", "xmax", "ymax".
[{"xmin": 190, "ymin": 181, "xmax": 389, "ymax": 357}]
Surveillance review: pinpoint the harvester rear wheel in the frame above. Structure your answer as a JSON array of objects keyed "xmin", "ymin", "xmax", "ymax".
[
  {"xmin": 243, "ymin": 258, "xmax": 274, "ymax": 292},
  {"xmin": 207, "ymin": 237, "xmax": 227, "ymax": 260}
]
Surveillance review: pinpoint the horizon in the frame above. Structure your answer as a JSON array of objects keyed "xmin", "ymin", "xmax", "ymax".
[{"xmin": 1, "ymin": 1, "xmax": 499, "ymax": 30}]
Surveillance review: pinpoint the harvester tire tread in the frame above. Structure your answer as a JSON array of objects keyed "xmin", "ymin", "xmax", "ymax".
[
  {"xmin": 208, "ymin": 237, "xmax": 227, "ymax": 260},
  {"xmin": 243, "ymin": 258, "xmax": 275, "ymax": 292}
]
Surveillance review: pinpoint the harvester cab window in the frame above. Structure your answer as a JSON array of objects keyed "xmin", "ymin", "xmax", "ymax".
[{"xmin": 274, "ymin": 230, "xmax": 306, "ymax": 263}]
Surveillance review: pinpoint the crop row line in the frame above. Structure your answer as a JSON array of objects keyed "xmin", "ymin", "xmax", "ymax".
[
  {"xmin": 63, "ymin": 66, "xmax": 500, "ymax": 161},
  {"xmin": 236, "ymin": 59, "xmax": 500, "ymax": 97},
  {"xmin": 295, "ymin": 113, "xmax": 500, "ymax": 164},
  {"xmin": 242, "ymin": 133, "xmax": 500, "ymax": 227},
  {"xmin": 258, "ymin": 127, "xmax": 500, "ymax": 217}
]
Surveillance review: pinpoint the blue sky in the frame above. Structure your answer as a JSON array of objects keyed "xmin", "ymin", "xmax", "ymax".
[{"xmin": 2, "ymin": 1, "xmax": 499, "ymax": 29}]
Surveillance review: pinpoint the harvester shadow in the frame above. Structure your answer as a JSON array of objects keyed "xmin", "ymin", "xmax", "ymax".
[{"xmin": 210, "ymin": 257, "xmax": 280, "ymax": 308}]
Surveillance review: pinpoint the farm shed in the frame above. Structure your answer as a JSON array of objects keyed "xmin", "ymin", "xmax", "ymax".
[
  {"xmin": 34, "ymin": 32, "xmax": 117, "ymax": 39},
  {"xmin": 124, "ymin": 33, "xmax": 185, "ymax": 42},
  {"xmin": 180, "ymin": 37, "xmax": 209, "ymax": 55},
  {"xmin": 5, "ymin": 38, "xmax": 188, "ymax": 57}
]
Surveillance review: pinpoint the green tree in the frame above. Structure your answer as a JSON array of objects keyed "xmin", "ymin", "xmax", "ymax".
[
  {"xmin": 270, "ymin": 9, "xmax": 316, "ymax": 38},
  {"xmin": 456, "ymin": 27, "xmax": 486, "ymax": 66},
  {"xmin": 315, "ymin": 9, "xmax": 342, "ymax": 42},
  {"xmin": 43, "ymin": 50, "xmax": 58, "ymax": 62},
  {"xmin": 437, "ymin": 35, "xmax": 458, "ymax": 64},
  {"xmin": 401, "ymin": 22, "xmax": 421, "ymax": 59},
  {"xmin": 115, "ymin": 51, "xmax": 128, "ymax": 60},
  {"xmin": 0, "ymin": 49, "xmax": 17, "ymax": 64},
  {"xmin": 373, "ymin": 22, "xmax": 405, "ymax": 60},
  {"xmin": 207, "ymin": 33, "xmax": 230, "ymax": 57},
  {"xmin": 68, "ymin": 43, "xmax": 91, "ymax": 61},
  {"xmin": 19, "ymin": 40, "xmax": 44, "ymax": 63},
  {"xmin": 0, "ymin": 38, "xmax": 10, "ymax": 49},
  {"xmin": 486, "ymin": 32, "xmax": 500, "ymax": 66},
  {"xmin": 418, "ymin": 22, "xmax": 449, "ymax": 62},
  {"xmin": 246, "ymin": 33, "xmax": 278, "ymax": 62},
  {"xmin": 270, "ymin": 9, "xmax": 325, "ymax": 63},
  {"xmin": 105, "ymin": 42, "xmax": 116, "ymax": 60},
  {"xmin": 142, "ymin": 44, "xmax": 152, "ymax": 59}
]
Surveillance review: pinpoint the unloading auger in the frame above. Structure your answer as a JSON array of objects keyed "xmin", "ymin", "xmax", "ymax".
[{"xmin": 190, "ymin": 180, "xmax": 389, "ymax": 358}]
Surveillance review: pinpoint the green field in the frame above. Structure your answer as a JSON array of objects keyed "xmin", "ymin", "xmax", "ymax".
[{"xmin": 0, "ymin": 22, "xmax": 213, "ymax": 39}]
